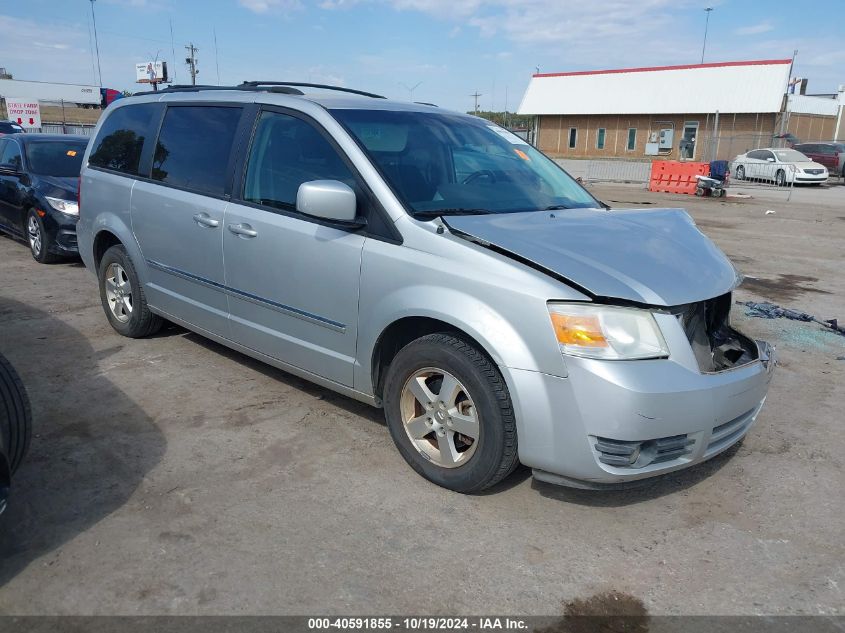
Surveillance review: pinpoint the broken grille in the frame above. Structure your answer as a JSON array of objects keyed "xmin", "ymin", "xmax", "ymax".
[{"xmin": 677, "ymin": 292, "xmax": 758, "ymax": 373}]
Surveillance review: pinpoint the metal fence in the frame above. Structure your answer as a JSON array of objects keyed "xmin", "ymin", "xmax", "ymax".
[
  {"xmin": 728, "ymin": 160, "xmax": 796, "ymax": 201},
  {"xmin": 555, "ymin": 158, "xmax": 651, "ymax": 183},
  {"xmin": 695, "ymin": 132, "xmax": 795, "ymax": 164},
  {"xmin": 37, "ymin": 123, "xmax": 96, "ymax": 136}
]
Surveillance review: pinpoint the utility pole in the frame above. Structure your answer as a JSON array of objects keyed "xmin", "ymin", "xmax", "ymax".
[
  {"xmin": 700, "ymin": 7, "xmax": 713, "ymax": 64},
  {"xmin": 470, "ymin": 91, "xmax": 482, "ymax": 114},
  {"xmin": 90, "ymin": 0, "xmax": 103, "ymax": 87},
  {"xmin": 185, "ymin": 43, "xmax": 199, "ymax": 86}
]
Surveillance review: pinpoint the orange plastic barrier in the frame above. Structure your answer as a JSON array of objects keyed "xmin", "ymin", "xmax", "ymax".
[{"xmin": 648, "ymin": 161, "xmax": 710, "ymax": 195}]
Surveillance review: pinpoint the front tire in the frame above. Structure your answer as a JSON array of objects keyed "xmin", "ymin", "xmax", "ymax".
[
  {"xmin": 26, "ymin": 210, "xmax": 58, "ymax": 264},
  {"xmin": 735, "ymin": 165, "xmax": 745, "ymax": 181},
  {"xmin": 775, "ymin": 170, "xmax": 786, "ymax": 187},
  {"xmin": 383, "ymin": 333, "xmax": 518, "ymax": 493},
  {"xmin": 98, "ymin": 245, "xmax": 163, "ymax": 338}
]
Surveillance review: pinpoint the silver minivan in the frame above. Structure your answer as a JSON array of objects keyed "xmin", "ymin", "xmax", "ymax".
[{"xmin": 77, "ymin": 83, "xmax": 775, "ymax": 492}]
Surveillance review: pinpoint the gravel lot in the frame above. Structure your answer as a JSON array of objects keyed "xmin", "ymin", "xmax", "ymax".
[{"xmin": 0, "ymin": 182, "xmax": 843, "ymax": 616}]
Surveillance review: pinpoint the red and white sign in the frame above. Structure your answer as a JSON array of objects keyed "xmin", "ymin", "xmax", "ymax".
[{"xmin": 5, "ymin": 99, "xmax": 41, "ymax": 129}]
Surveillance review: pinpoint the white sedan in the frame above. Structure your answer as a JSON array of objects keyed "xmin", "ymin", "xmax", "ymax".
[{"xmin": 731, "ymin": 148, "xmax": 828, "ymax": 185}]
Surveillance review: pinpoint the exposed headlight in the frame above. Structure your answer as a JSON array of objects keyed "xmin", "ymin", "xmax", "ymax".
[
  {"xmin": 44, "ymin": 196, "xmax": 79, "ymax": 216},
  {"xmin": 547, "ymin": 303, "xmax": 669, "ymax": 360}
]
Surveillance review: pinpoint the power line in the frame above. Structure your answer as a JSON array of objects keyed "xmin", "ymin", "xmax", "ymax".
[
  {"xmin": 90, "ymin": 0, "xmax": 103, "ymax": 87},
  {"xmin": 169, "ymin": 18, "xmax": 177, "ymax": 84}
]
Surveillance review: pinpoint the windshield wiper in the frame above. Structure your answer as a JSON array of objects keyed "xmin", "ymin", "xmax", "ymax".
[
  {"xmin": 544, "ymin": 204, "xmax": 572, "ymax": 210},
  {"xmin": 412, "ymin": 208, "xmax": 492, "ymax": 219}
]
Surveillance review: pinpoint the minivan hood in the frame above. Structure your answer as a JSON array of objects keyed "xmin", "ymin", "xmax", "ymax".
[{"xmin": 444, "ymin": 208, "xmax": 739, "ymax": 306}]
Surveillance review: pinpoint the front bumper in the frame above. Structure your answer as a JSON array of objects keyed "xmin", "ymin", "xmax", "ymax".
[
  {"xmin": 43, "ymin": 211, "xmax": 79, "ymax": 255},
  {"xmin": 507, "ymin": 338, "xmax": 775, "ymax": 488}
]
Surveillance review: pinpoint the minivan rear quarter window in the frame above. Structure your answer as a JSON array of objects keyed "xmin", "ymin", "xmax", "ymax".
[
  {"xmin": 152, "ymin": 105, "xmax": 242, "ymax": 196},
  {"xmin": 89, "ymin": 103, "xmax": 159, "ymax": 175}
]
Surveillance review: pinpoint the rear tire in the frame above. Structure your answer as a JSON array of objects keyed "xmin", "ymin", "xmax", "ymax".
[
  {"xmin": 775, "ymin": 170, "xmax": 786, "ymax": 187},
  {"xmin": 383, "ymin": 333, "xmax": 519, "ymax": 493},
  {"xmin": 98, "ymin": 245, "xmax": 163, "ymax": 338},
  {"xmin": 0, "ymin": 352, "xmax": 32, "ymax": 479}
]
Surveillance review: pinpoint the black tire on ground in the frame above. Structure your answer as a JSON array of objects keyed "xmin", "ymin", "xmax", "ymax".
[
  {"xmin": 735, "ymin": 165, "xmax": 745, "ymax": 180},
  {"xmin": 0, "ymin": 352, "xmax": 32, "ymax": 476},
  {"xmin": 98, "ymin": 244, "xmax": 163, "ymax": 338},
  {"xmin": 775, "ymin": 170, "xmax": 786, "ymax": 187},
  {"xmin": 382, "ymin": 333, "xmax": 519, "ymax": 493},
  {"xmin": 26, "ymin": 209, "xmax": 59, "ymax": 264}
]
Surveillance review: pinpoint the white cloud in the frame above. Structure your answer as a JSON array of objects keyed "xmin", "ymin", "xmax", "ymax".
[
  {"xmin": 238, "ymin": 0, "xmax": 302, "ymax": 13},
  {"xmin": 734, "ymin": 21, "xmax": 774, "ymax": 36}
]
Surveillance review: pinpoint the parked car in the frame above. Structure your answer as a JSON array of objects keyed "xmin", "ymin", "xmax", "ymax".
[
  {"xmin": 0, "ymin": 120, "xmax": 25, "ymax": 136},
  {"xmin": 0, "ymin": 133, "xmax": 88, "ymax": 263},
  {"xmin": 76, "ymin": 84, "xmax": 775, "ymax": 492},
  {"xmin": 731, "ymin": 148, "xmax": 828, "ymax": 185},
  {"xmin": 792, "ymin": 142, "xmax": 845, "ymax": 178},
  {"xmin": 0, "ymin": 352, "xmax": 32, "ymax": 515}
]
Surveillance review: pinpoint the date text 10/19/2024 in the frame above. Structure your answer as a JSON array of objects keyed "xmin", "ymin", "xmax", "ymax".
[{"xmin": 308, "ymin": 618, "xmax": 529, "ymax": 630}]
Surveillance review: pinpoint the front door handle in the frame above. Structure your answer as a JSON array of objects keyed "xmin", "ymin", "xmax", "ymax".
[
  {"xmin": 228, "ymin": 223, "xmax": 258, "ymax": 238},
  {"xmin": 193, "ymin": 212, "xmax": 220, "ymax": 228}
]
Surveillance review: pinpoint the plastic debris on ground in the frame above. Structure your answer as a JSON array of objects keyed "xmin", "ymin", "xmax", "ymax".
[{"xmin": 740, "ymin": 301, "xmax": 845, "ymax": 336}]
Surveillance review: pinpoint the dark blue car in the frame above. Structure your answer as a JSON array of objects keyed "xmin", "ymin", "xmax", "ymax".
[{"xmin": 0, "ymin": 133, "xmax": 88, "ymax": 263}]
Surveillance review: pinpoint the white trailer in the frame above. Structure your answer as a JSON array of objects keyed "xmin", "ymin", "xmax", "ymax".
[{"xmin": 0, "ymin": 78, "xmax": 101, "ymax": 108}]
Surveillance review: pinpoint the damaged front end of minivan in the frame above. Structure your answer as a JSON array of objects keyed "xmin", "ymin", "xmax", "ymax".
[{"xmin": 442, "ymin": 206, "xmax": 776, "ymax": 487}]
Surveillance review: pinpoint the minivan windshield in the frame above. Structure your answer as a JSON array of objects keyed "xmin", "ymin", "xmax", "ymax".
[
  {"xmin": 331, "ymin": 109, "xmax": 599, "ymax": 217},
  {"xmin": 26, "ymin": 140, "xmax": 88, "ymax": 177}
]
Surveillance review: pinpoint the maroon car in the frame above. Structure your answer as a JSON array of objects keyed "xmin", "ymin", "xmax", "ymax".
[{"xmin": 793, "ymin": 142, "xmax": 845, "ymax": 178}]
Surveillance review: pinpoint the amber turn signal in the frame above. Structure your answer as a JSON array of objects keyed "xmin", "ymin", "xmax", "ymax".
[{"xmin": 549, "ymin": 312, "xmax": 608, "ymax": 348}]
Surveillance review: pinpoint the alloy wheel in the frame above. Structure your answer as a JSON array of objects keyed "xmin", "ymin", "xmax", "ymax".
[
  {"xmin": 27, "ymin": 215, "xmax": 42, "ymax": 257},
  {"xmin": 104, "ymin": 263, "xmax": 133, "ymax": 323},
  {"xmin": 399, "ymin": 367, "xmax": 480, "ymax": 468}
]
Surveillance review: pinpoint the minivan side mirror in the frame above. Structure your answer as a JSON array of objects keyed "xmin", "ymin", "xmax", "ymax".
[{"xmin": 296, "ymin": 180, "xmax": 361, "ymax": 224}]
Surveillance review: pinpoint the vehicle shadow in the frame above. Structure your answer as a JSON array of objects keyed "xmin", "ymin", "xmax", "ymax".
[
  {"xmin": 532, "ymin": 442, "xmax": 743, "ymax": 506},
  {"xmin": 185, "ymin": 332, "xmax": 537, "ymax": 494},
  {"xmin": 183, "ymin": 332, "xmax": 384, "ymax": 426},
  {"xmin": 0, "ymin": 296, "xmax": 165, "ymax": 586}
]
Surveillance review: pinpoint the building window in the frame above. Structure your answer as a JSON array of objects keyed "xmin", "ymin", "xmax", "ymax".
[
  {"xmin": 568, "ymin": 128, "xmax": 577, "ymax": 149},
  {"xmin": 626, "ymin": 128, "xmax": 637, "ymax": 151},
  {"xmin": 596, "ymin": 128, "xmax": 606, "ymax": 150}
]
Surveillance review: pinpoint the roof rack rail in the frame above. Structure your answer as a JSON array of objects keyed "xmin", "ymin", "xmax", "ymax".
[
  {"xmin": 239, "ymin": 81, "xmax": 386, "ymax": 99},
  {"xmin": 135, "ymin": 84, "xmax": 305, "ymax": 96}
]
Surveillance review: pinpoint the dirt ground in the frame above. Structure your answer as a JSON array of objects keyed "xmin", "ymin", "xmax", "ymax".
[{"xmin": 0, "ymin": 182, "xmax": 843, "ymax": 616}]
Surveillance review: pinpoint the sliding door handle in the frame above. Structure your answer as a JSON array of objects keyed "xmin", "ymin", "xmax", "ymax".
[{"xmin": 228, "ymin": 223, "xmax": 258, "ymax": 238}]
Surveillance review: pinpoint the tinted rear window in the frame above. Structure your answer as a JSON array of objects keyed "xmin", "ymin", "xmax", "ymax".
[
  {"xmin": 89, "ymin": 104, "xmax": 159, "ymax": 174},
  {"xmin": 151, "ymin": 106, "xmax": 241, "ymax": 196},
  {"xmin": 26, "ymin": 140, "xmax": 89, "ymax": 177}
]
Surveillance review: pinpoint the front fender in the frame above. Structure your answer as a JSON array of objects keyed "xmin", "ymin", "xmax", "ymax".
[{"xmin": 354, "ymin": 248, "xmax": 572, "ymax": 395}]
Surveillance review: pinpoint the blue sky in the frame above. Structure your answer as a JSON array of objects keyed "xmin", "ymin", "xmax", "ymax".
[{"xmin": 1, "ymin": 0, "xmax": 843, "ymax": 111}]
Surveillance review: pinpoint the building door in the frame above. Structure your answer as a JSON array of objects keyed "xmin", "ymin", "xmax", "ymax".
[{"xmin": 680, "ymin": 121, "xmax": 699, "ymax": 160}]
